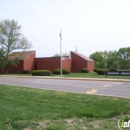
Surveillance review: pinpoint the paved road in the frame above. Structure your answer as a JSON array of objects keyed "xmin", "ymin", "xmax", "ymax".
[{"xmin": 0, "ymin": 77, "xmax": 130, "ymax": 98}]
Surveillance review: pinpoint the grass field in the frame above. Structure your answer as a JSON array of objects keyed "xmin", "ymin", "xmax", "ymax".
[
  {"xmin": 62, "ymin": 72, "xmax": 130, "ymax": 79},
  {"xmin": 0, "ymin": 85, "xmax": 130, "ymax": 130},
  {"xmin": 1, "ymin": 72, "xmax": 130, "ymax": 79}
]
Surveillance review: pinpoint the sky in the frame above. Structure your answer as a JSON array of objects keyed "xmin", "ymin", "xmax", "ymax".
[{"xmin": 0, "ymin": 0, "xmax": 130, "ymax": 57}]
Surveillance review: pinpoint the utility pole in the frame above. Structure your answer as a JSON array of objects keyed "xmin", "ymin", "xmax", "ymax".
[{"xmin": 76, "ymin": 47, "xmax": 78, "ymax": 52}]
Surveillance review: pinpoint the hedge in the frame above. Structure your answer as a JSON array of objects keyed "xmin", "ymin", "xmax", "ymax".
[
  {"xmin": 23, "ymin": 70, "xmax": 31, "ymax": 74},
  {"xmin": 96, "ymin": 69, "xmax": 106, "ymax": 75},
  {"xmin": 109, "ymin": 68, "xmax": 117, "ymax": 71},
  {"xmin": 54, "ymin": 69, "xmax": 70, "ymax": 74},
  {"xmin": 32, "ymin": 70, "xmax": 52, "ymax": 76},
  {"xmin": 54, "ymin": 69, "xmax": 61, "ymax": 74},
  {"xmin": 81, "ymin": 68, "xmax": 89, "ymax": 73},
  {"xmin": 94, "ymin": 68, "xmax": 97, "ymax": 72}
]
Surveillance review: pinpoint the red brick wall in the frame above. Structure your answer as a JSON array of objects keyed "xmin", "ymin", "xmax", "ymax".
[
  {"xmin": 35, "ymin": 57, "xmax": 60, "ymax": 73},
  {"xmin": 0, "ymin": 51, "xmax": 94, "ymax": 74},
  {"xmin": 0, "ymin": 51, "xmax": 36, "ymax": 74},
  {"xmin": 71, "ymin": 52, "xmax": 94, "ymax": 72},
  {"xmin": 24, "ymin": 51, "xmax": 36, "ymax": 71},
  {"xmin": 62, "ymin": 58, "xmax": 72, "ymax": 72},
  {"xmin": 0, "ymin": 68, "xmax": 4, "ymax": 73},
  {"xmin": 87, "ymin": 61, "xmax": 95, "ymax": 72},
  {"xmin": 71, "ymin": 53, "xmax": 87, "ymax": 72},
  {"xmin": 35, "ymin": 57, "xmax": 72, "ymax": 73},
  {"xmin": 1, "ymin": 61, "xmax": 24, "ymax": 74}
]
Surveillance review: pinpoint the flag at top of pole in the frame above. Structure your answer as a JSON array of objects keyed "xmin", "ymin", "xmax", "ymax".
[{"xmin": 59, "ymin": 29, "xmax": 62, "ymax": 40}]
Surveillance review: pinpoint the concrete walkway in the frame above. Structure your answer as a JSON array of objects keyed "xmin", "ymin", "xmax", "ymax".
[{"xmin": 0, "ymin": 75, "xmax": 130, "ymax": 82}]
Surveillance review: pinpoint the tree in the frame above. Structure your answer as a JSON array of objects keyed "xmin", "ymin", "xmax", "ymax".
[
  {"xmin": 53, "ymin": 52, "xmax": 70, "ymax": 57},
  {"xmin": 53, "ymin": 53, "xmax": 60, "ymax": 57},
  {"xmin": 107, "ymin": 50, "xmax": 119, "ymax": 69},
  {"xmin": 0, "ymin": 19, "xmax": 32, "ymax": 73},
  {"xmin": 118, "ymin": 47, "xmax": 130, "ymax": 69},
  {"xmin": 118, "ymin": 47, "xmax": 130, "ymax": 60},
  {"xmin": 0, "ymin": 49, "xmax": 5, "ymax": 68},
  {"xmin": 89, "ymin": 47, "xmax": 130, "ymax": 70},
  {"xmin": 89, "ymin": 51, "xmax": 108, "ymax": 69},
  {"xmin": 89, "ymin": 51, "xmax": 104, "ymax": 62}
]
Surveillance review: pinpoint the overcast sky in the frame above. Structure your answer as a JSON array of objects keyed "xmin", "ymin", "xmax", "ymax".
[{"xmin": 0, "ymin": 0, "xmax": 130, "ymax": 57}]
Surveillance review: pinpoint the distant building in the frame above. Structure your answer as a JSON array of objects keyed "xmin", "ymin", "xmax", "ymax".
[{"xmin": 0, "ymin": 50, "xmax": 94, "ymax": 73}]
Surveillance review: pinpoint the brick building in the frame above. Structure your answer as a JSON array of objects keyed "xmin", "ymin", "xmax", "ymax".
[
  {"xmin": 71, "ymin": 51, "xmax": 94, "ymax": 72},
  {"xmin": 0, "ymin": 51, "xmax": 36, "ymax": 73},
  {"xmin": 0, "ymin": 50, "xmax": 94, "ymax": 73}
]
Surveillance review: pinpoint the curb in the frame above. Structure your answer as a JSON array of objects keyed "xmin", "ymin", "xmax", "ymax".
[{"xmin": 0, "ymin": 75, "xmax": 130, "ymax": 82}]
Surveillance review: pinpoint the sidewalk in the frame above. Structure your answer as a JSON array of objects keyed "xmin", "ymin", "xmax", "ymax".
[{"xmin": 1, "ymin": 75, "xmax": 130, "ymax": 82}]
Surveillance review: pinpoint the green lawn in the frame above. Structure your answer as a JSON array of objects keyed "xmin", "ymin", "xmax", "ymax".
[
  {"xmin": 62, "ymin": 72, "xmax": 130, "ymax": 79},
  {"xmin": 0, "ymin": 85, "xmax": 130, "ymax": 130}
]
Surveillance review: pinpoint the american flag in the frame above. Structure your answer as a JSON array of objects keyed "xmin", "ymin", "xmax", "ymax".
[{"xmin": 59, "ymin": 30, "xmax": 62, "ymax": 40}]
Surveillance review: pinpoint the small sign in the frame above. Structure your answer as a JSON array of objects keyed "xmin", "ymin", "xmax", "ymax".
[{"xmin": 106, "ymin": 71, "xmax": 130, "ymax": 77}]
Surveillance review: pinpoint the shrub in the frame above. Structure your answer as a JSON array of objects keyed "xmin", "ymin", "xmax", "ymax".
[
  {"xmin": 54, "ymin": 69, "xmax": 70, "ymax": 74},
  {"xmin": 32, "ymin": 70, "xmax": 52, "ymax": 76},
  {"xmin": 62, "ymin": 69, "xmax": 70, "ymax": 74},
  {"xmin": 81, "ymin": 68, "xmax": 89, "ymax": 73},
  {"xmin": 54, "ymin": 69, "xmax": 60, "ymax": 74},
  {"xmin": 94, "ymin": 68, "xmax": 97, "ymax": 72},
  {"xmin": 23, "ymin": 70, "xmax": 31, "ymax": 74},
  {"xmin": 96, "ymin": 69, "xmax": 106, "ymax": 75},
  {"xmin": 109, "ymin": 68, "xmax": 117, "ymax": 71}
]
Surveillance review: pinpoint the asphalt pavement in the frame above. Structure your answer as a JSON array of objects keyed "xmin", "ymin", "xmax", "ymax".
[{"xmin": 0, "ymin": 76, "xmax": 130, "ymax": 98}]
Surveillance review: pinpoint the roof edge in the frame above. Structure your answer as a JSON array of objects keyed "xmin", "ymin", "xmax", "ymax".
[
  {"xmin": 71, "ymin": 51, "xmax": 94, "ymax": 61},
  {"xmin": 24, "ymin": 50, "xmax": 36, "ymax": 60}
]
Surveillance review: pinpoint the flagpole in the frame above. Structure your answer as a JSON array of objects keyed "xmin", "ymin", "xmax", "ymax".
[{"xmin": 60, "ymin": 29, "xmax": 62, "ymax": 76}]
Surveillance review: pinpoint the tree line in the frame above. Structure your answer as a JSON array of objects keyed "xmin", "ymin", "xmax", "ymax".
[{"xmin": 89, "ymin": 47, "xmax": 130, "ymax": 70}]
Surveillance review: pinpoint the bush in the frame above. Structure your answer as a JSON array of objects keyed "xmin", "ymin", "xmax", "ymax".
[
  {"xmin": 54, "ymin": 69, "xmax": 60, "ymax": 74},
  {"xmin": 81, "ymin": 68, "xmax": 89, "ymax": 73},
  {"xmin": 23, "ymin": 70, "xmax": 31, "ymax": 74},
  {"xmin": 54, "ymin": 69, "xmax": 70, "ymax": 74},
  {"xmin": 109, "ymin": 68, "xmax": 117, "ymax": 71},
  {"xmin": 96, "ymin": 69, "xmax": 106, "ymax": 75},
  {"xmin": 94, "ymin": 68, "xmax": 97, "ymax": 72},
  {"xmin": 32, "ymin": 70, "xmax": 52, "ymax": 76},
  {"xmin": 62, "ymin": 69, "xmax": 70, "ymax": 74}
]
